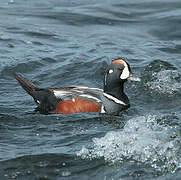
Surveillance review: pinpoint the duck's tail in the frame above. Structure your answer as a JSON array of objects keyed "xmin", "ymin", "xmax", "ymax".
[
  {"xmin": 14, "ymin": 73, "xmax": 39, "ymax": 96},
  {"xmin": 14, "ymin": 73, "xmax": 60, "ymax": 114}
]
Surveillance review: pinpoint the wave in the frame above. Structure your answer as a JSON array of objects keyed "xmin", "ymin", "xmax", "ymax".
[
  {"xmin": 141, "ymin": 60, "xmax": 181, "ymax": 97},
  {"xmin": 77, "ymin": 113, "xmax": 181, "ymax": 174}
]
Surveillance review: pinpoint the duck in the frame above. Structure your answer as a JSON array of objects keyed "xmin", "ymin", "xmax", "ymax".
[{"xmin": 14, "ymin": 58, "xmax": 140, "ymax": 115}]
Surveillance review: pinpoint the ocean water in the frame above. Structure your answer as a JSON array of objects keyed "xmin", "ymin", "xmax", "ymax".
[{"xmin": 0, "ymin": 0, "xmax": 181, "ymax": 179}]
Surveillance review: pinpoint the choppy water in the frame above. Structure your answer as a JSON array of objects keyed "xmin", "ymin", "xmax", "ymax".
[{"xmin": 1, "ymin": 0, "xmax": 181, "ymax": 179}]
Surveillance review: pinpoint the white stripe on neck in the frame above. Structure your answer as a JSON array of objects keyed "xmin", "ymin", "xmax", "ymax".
[{"xmin": 103, "ymin": 92, "xmax": 126, "ymax": 105}]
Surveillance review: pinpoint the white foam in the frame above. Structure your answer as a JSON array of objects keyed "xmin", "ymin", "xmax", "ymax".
[
  {"xmin": 146, "ymin": 70, "xmax": 181, "ymax": 95},
  {"xmin": 77, "ymin": 114, "xmax": 181, "ymax": 172}
]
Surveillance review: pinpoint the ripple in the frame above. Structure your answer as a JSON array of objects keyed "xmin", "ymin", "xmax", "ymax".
[
  {"xmin": 0, "ymin": 61, "xmax": 43, "ymax": 79},
  {"xmin": 0, "ymin": 153, "xmax": 104, "ymax": 180}
]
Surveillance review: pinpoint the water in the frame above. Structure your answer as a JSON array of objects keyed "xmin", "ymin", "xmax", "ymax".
[{"xmin": 0, "ymin": 0, "xmax": 181, "ymax": 179}]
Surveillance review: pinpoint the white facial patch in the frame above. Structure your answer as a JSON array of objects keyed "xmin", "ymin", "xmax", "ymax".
[
  {"xmin": 120, "ymin": 62, "xmax": 130, "ymax": 80},
  {"xmin": 109, "ymin": 69, "xmax": 113, "ymax": 74}
]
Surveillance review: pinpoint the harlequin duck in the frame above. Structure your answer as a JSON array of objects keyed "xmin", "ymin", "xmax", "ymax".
[{"xmin": 14, "ymin": 58, "xmax": 140, "ymax": 115}]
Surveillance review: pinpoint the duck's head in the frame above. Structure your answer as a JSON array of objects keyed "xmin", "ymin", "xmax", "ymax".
[{"xmin": 104, "ymin": 58, "xmax": 140, "ymax": 92}]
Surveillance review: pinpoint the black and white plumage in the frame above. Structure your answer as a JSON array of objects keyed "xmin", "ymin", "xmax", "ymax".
[{"xmin": 14, "ymin": 58, "xmax": 140, "ymax": 115}]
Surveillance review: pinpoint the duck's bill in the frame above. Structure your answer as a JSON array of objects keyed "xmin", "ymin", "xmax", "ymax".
[{"xmin": 128, "ymin": 74, "xmax": 141, "ymax": 82}]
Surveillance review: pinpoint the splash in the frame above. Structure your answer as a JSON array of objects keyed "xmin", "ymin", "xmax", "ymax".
[
  {"xmin": 77, "ymin": 114, "xmax": 181, "ymax": 173},
  {"xmin": 141, "ymin": 60, "xmax": 181, "ymax": 96},
  {"xmin": 145, "ymin": 70, "xmax": 181, "ymax": 95}
]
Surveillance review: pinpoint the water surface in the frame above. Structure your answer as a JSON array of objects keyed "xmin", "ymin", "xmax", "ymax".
[{"xmin": 1, "ymin": 0, "xmax": 181, "ymax": 179}]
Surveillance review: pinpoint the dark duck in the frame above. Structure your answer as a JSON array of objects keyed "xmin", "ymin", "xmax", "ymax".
[{"xmin": 14, "ymin": 59, "xmax": 140, "ymax": 115}]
